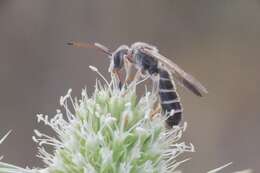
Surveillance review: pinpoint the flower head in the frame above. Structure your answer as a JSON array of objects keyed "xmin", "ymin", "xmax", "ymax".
[{"xmin": 0, "ymin": 63, "xmax": 247, "ymax": 173}]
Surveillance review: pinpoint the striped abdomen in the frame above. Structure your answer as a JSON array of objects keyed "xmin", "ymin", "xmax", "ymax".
[{"xmin": 159, "ymin": 69, "xmax": 182, "ymax": 126}]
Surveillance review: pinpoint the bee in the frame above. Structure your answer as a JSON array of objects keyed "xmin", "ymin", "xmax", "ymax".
[{"xmin": 68, "ymin": 41, "xmax": 208, "ymax": 127}]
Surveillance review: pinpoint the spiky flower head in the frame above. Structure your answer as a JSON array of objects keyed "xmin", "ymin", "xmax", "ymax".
[
  {"xmin": 0, "ymin": 63, "xmax": 250, "ymax": 173},
  {"xmin": 0, "ymin": 63, "xmax": 194, "ymax": 173}
]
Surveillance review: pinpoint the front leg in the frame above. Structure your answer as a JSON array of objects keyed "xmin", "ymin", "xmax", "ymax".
[{"xmin": 112, "ymin": 68, "xmax": 124, "ymax": 89}]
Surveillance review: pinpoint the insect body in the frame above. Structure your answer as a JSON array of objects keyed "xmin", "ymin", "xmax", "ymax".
[{"xmin": 68, "ymin": 41, "xmax": 207, "ymax": 127}]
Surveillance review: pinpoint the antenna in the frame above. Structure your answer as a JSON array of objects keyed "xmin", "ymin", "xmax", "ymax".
[{"xmin": 67, "ymin": 41, "xmax": 112, "ymax": 56}]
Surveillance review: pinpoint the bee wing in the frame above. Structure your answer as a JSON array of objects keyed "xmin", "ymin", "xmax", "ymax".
[{"xmin": 141, "ymin": 48, "xmax": 208, "ymax": 97}]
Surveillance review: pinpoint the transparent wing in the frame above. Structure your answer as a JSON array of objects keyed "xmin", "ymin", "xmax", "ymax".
[{"xmin": 141, "ymin": 48, "xmax": 208, "ymax": 97}]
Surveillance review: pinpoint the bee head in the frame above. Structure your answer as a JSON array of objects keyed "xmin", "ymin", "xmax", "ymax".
[{"xmin": 109, "ymin": 45, "xmax": 129, "ymax": 71}]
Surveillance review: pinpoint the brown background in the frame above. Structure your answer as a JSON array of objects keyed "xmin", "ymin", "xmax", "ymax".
[{"xmin": 0, "ymin": 0, "xmax": 259, "ymax": 172}]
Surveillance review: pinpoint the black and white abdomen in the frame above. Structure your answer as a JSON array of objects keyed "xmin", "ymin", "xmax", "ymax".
[{"xmin": 159, "ymin": 69, "xmax": 182, "ymax": 126}]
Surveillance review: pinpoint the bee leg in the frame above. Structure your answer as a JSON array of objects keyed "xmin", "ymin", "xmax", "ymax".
[
  {"xmin": 140, "ymin": 68, "xmax": 147, "ymax": 78},
  {"xmin": 150, "ymin": 103, "xmax": 161, "ymax": 119},
  {"xmin": 127, "ymin": 69, "xmax": 150, "ymax": 89},
  {"xmin": 151, "ymin": 75, "xmax": 159, "ymax": 95},
  {"xmin": 133, "ymin": 69, "xmax": 143, "ymax": 82},
  {"xmin": 124, "ymin": 58, "xmax": 135, "ymax": 84},
  {"xmin": 113, "ymin": 69, "xmax": 124, "ymax": 89}
]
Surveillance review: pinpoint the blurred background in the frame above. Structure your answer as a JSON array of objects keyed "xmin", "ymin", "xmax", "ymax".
[{"xmin": 0, "ymin": 0, "xmax": 259, "ymax": 172}]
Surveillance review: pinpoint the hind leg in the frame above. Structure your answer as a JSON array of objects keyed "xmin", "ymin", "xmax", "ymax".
[
  {"xmin": 150, "ymin": 103, "xmax": 161, "ymax": 119},
  {"xmin": 150, "ymin": 75, "xmax": 161, "ymax": 119}
]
